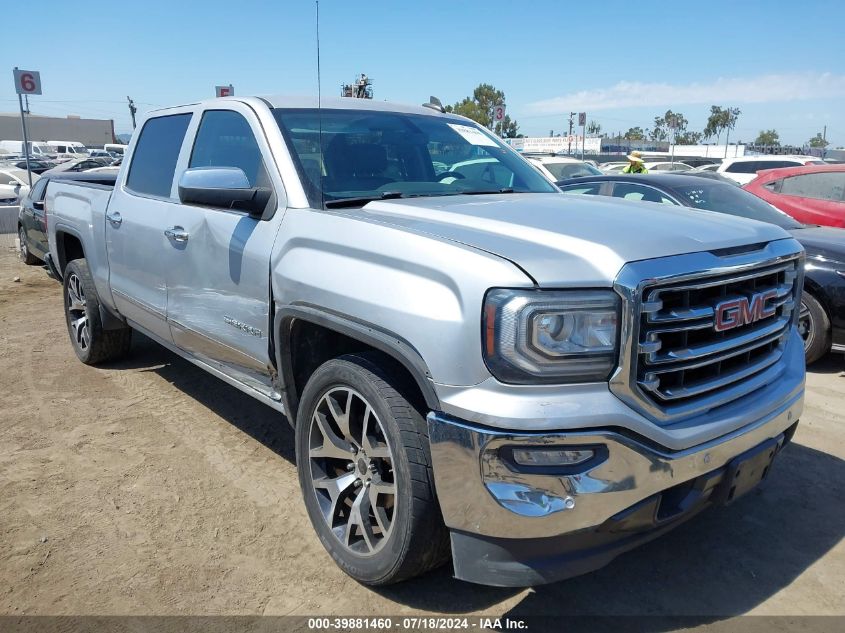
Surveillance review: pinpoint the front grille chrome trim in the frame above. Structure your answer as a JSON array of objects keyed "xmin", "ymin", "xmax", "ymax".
[
  {"xmin": 646, "ymin": 315, "xmax": 790, "ymax": 364},
  {"xmin": 610, "ymin": 239, "xmax": 805, "ymax": 424}
]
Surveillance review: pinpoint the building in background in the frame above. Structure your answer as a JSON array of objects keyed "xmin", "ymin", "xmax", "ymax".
[{"xmin": 0, "ymin": 113, "xmax": 117, "ymax": 149}]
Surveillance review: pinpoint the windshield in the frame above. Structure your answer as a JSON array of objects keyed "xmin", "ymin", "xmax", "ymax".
[
  {"xmin": 542, "ymin": 161, "xmax": 602, "ymax": 180},
  {"xmin": 672, "ymin": 182, "xmax": 803, "ymax": 229},
  {"xmin": 273, "ymin": 108, "xmax": 556, "ymax": 207}
]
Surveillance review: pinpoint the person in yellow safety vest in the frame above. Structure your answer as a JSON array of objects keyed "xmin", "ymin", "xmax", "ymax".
[{"xmin": 622, "ymin": 151, "xmax": 648, "ymax": 174}]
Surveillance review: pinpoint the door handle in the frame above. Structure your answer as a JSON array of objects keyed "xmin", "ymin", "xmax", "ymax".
[
  {"xmin": 106, "ymin": 211, "xmax": 122, "ymax": 226},
  {"xmin": 164, "ymin": 226, "xmax": 189, "ymax": 243}
]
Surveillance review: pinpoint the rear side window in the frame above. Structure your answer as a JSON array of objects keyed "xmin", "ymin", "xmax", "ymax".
[
  {"xmin": 780, "ymin": 172, "xmax": 845, "ymax": 201},
  {"xmin": 189, "ymin": 110, "xmax": 269, "ymax": 187},
  {"xmin": 126, "ymin": 113, "xmax": 191, "ymax": 198}
]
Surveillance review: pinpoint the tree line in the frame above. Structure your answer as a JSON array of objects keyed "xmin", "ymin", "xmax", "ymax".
[{"xmin": 444, "ymin": 83, "xmax": 829, "ymax": 148}]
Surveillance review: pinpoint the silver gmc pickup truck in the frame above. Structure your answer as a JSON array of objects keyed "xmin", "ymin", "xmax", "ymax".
[{"xmin": 46, "ymin": 96, "xmax": 806, "ymax": 587}]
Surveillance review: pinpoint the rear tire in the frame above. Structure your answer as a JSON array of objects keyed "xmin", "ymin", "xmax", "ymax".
[
  {"xmin": 295, "ymin": 352, "xmax": 449, "ymax": 585},
  {"xmin": 63, "ymin": 258, "xmax": 132, "ymax": 365},
  {"xmin": 18, "ymin": 226, "xmax": 39, "ymax": 265},
  {"xmin": 799, "ymin": 292, "xmax": 831, "ymax": 365}
]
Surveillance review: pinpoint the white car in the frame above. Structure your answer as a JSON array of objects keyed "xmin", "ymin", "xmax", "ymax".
[
  {"xmin": 0, "ymin": 168, "xmax": 35, "ymax": 204},
  {"xmin": 523, "ymin": 155, "xmax": 603, "ymax": 182},
  {"xmin": 645, "ymin": 161, "xmax": 692, "ymax": 172},
  {"xmin": 600, "ymin": 162, "xmax": 629, "ymax": 173},
  {"xmin": 717, "ymin": 155, "xmax": 825, "ymax": 185},
  {"xmin": 692, "ymin": 163, "xmax": 720, "ymax": 172}
]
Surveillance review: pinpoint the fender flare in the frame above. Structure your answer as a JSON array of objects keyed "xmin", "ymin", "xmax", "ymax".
[{"xmin": 273, "ymin": 304, "xmax": 440, "ymax": 421}]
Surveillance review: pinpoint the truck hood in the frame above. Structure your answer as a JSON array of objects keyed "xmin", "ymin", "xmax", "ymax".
[{"xmin": 359, "ymin": 193, "xmax": 790, "ymax": 286}]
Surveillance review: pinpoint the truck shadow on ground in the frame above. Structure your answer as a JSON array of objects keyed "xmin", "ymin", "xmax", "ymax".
[
  {"xmin": 807, "ymin": 353, "xmax": 844, "ymax": 375},
  {"xmin": 106, "ymin": 334, "xmax": 297, "ymax": 465},
  {"xmin": 109, "ymin": 335, "xmax": 844, "ymax": 622}
]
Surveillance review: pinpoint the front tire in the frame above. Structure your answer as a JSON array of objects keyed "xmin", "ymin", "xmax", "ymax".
[
  {"xmin": 799, "ymin": 292, "xmax": 831, "ymax": 364},
  {"xmin": 295, "ymin": 353, "xmax": 449, "ymax": 585},
  {"xmin": 63, "ymin": 258, "xmax": 133, "ymax": 365}
]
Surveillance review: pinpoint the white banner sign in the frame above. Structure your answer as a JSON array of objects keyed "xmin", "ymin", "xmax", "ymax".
[{"xmin": 507, "ymin": 136, "xmax": 601, "ymax": 154}]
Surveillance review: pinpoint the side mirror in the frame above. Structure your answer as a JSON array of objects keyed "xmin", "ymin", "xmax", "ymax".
[
  {"xmin": 33, "ymin": 201, "xmax": 45, "ymax": 211},
  {"xmin": 178, "ymin": 167, "xmax": 271, "ymax": 217}
]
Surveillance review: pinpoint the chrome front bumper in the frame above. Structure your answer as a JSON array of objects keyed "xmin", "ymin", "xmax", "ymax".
[
  {"xmin": 428, "ymin": 388, "xmax": 802, "ymax": 541},
  {"xmin": 428, "ymin": 382, "xmax": 803, "ymax": 585}
]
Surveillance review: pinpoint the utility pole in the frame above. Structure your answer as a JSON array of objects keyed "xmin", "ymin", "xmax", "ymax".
[
  {"xmin": 567, "ymin": 112, "xmax": 576, "ymax": 155},
  {"xmin": 127, "ymin": 96, "xmax": 137, "ymax": 129}
]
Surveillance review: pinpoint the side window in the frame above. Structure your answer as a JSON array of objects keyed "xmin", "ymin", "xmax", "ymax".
[
  {"xmin": 126, "ymin": 113, "xmax": 192, "ymax": 198},
  {"xmin": 30, "ymin": 178, "xmax": 48, "ymax": 201},
  {"xmin": 611, "ymin": 183, "xmax": 678, "ymax": 205},
  {"xmin": 726, "ymin": 161, "xmax": 757, "ymax": 174},
  {"xmin": 780, "ymin": 173, "xmax": 845, "ymax": 201},
  {"xmin": 560, "ymin": 183, "xmax": 603, "ymax": 196},
  {"xmin": 189, "ymin": 110, "xmax": 269, "ymax": 188}
]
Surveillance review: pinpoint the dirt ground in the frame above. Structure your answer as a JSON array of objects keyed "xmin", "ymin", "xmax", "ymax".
[{"xmin": 0, "ymin": 242, "xmax": 843, "ymax": 621}]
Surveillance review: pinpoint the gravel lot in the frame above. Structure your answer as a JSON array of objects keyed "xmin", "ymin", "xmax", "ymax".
[{"xmin": 0, "ymin": 242, "xmax": 843, "ymax": 622}]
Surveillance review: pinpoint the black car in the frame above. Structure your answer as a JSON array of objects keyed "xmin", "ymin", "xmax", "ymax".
[
  {"xmin": 557, "ymin": 172, "xmax": 845, "ymax": 363},
  {"xmin": 18, "ymin": 171, "xmax": 117, "ymax": 266}
]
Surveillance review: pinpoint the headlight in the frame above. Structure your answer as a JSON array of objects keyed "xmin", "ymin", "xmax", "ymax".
[{"xmin": 483, "ymin": 289, "xmax": 620, "ymax": 383}]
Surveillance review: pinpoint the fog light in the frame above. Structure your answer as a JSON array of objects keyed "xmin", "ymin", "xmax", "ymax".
[{"xmin": 511, "ymin": 447, "xmax": 594, "ymax": 467}]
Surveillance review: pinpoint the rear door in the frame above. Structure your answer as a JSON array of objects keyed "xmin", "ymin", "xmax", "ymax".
[
  {"xmin": 106, "ymin": 112, "xmax": 192, "ymax": 342},
  {"xmin": 165, "ymin": 104, "xmax": 284, "ymax": 381}
]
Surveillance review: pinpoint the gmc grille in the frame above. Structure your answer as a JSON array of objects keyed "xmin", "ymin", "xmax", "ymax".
[{"xmin": 635, "ymin": 258, "xmax": 801, "ymax": 419}]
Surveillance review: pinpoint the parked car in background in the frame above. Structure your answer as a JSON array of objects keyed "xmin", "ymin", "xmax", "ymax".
[
  {"xmin": 557, "ymin": 172, "xmax": 845, "ymax": 362},
  {"xmin": 0, "ymin": 140, "xmax": 55, "ymax": 158},
  {"xmin": 693, "ymin": 163, "xmax": 720, "ymax": 172},
  {"xmin": 48, "ymin": 141, "xmax": 89, "ymax": 157},
  {"xmin": 599, "ymin": 161, "xmax": 628, "ymax": 173},
  {"xmin": 0, "ymin": 168, "xmax": 36, "ymax": 204},
  {"xmin": 103, "ymin": 143, "xmax": 127, "ymax": 156},
  {"xmin": 42, "ymin": 157, "xmax": 110, "ymax": 175},
  {"xmin": 17, "ymin": 171, "xmax": 117, "ymax": 265},
  {"xmin": 5, "ymin": 159, "xmax": 55, "ymax": 174},
  {"xmin": 88, "ymin": 150, "xmax": 115, "ymax": 161},
  {"xmin": 644, "ymin": 161, "xmax": 692, "ymax": 172},
  {"xmin": 85, "ymin": 157, "xmax": 122, "ymax": 173},
  {"xmin": 744, "ymin": 165, "xmax": 845, "ymax": 228},
  {"xmin": 718, "ymin": 155, "xmax": 825, "ymax": 185},
  {"xmin": 523, "ymin": 154, "xmax": 602, "ymax": 182}
]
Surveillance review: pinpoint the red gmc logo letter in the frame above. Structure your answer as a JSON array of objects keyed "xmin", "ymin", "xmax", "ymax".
[{"xmin": 714, "ymin": 289, "xmax": 778, "ymax": 332}]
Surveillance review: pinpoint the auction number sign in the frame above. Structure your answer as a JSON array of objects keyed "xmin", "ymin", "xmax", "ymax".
[
  {"xmin": 493, "ymin": 104, "xmax": 506, "ymax": 122},
  {"xmin": 13, "ymin": 69, "xmax": 42, "ymax": 95},
  {"xmin": 215, "ymin": 84, "xmax": 234, "ymax": 97}
]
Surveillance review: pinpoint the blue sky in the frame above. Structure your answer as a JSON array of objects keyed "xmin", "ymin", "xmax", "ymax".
[{"xmin": 5, "ymin": 0, "xmax": 844, "ymax": 146}]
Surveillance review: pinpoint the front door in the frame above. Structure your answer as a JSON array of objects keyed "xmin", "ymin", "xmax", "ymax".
[
  {"xmin": 106, "ymin": 112, "xmax": 192, "ymax": 342},
  {"xmin": 165, "ymin": 107, "xmax": 281, "ymax": 384}
]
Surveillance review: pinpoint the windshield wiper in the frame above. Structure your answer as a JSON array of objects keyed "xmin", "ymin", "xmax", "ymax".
[
  {"xmin": 460, "ymin": 188, "xmax": 515, "ymax": 195},
  {"xmin": 324, "ymin": 191, "xmax": 404, "ymax": 208}
]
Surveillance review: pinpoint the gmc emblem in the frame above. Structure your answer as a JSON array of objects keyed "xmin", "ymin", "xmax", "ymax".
[{"xmin": 714, "ymin": 289, "xmax": 778, "ymax": 332}]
